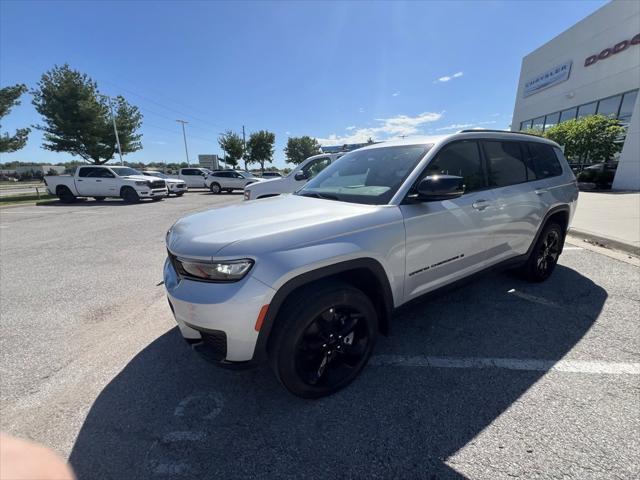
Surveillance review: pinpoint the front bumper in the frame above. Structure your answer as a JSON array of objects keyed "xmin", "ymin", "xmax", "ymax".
[
  {"xmin": 163, "ymin": 257, "xmax": 276, "ymax": 363},
  {"xmin": 168, "ymin": 183, "xmax": 187, "ymax": 193},
  {"xmin": 138, "ymin": 187, "xmax": 168, "ymax": 198}
]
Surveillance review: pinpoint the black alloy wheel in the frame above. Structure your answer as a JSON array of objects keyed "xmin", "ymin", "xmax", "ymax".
[
  {"xmin": 523, "ymin": 222, "xmax": 563, "ymax": 282},
  {"xmin": 270, "ymin": 282, "xmax": 378, "ymax": 398}
]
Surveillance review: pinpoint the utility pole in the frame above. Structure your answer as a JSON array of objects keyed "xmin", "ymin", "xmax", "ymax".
[
  {"xmin": 242, "ymin": 125, "xmax": 247, "ymax": 171},
  {"xmin": 176, "ymin": 119, "xmax": 190, "ymax": 166},
  {"xmin": 103, "ymin": 95, "xmax": 124, "ymax": 165}
]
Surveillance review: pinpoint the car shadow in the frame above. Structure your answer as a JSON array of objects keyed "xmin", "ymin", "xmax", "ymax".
[
  {"xmin": 69, "ymin": 265, "xmax": 605, "ymax": 479},
  {"xmin": 36, "ymin": 199, "xmax": 161, "ymax": 207}
]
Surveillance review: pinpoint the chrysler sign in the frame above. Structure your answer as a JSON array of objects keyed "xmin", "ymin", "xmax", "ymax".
[{"xmin": 523, "ymin": 61, "xmax": 572, "ymax": 97}]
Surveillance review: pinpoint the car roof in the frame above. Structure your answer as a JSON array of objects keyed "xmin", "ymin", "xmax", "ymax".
[{"xmin": 354, "ymin": 130, "xmax": 560, "ymax": 152}]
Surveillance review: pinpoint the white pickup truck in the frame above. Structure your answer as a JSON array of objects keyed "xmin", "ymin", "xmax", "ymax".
[
  {"xmin": 45, "ymin": 165, "xmax": 168, "ymax": 203},
  {"xmin": 171, "ymin": 167, "xmax": 212, "ymax": 188}
]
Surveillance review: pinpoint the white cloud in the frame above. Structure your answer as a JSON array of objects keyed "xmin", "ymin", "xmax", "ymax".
[
  {"xmin": 358, "ymin": 107, "xmax": 365, "ymax": 113},
  {"xmin": 317, "ymin": 111, "xmax": 443, "ymax": 145},
  {"xmin": 285, "ymin": 131, "xmax": 291, "ymax": 136},
  {"xmin": 434, "ymin": 71, "xmax": 464, "ymax": 83},
  {"xmin": 345, "ymin": 126, "xmax": 356, "ymax": 131},
  {"xmin": 434, "ymin": 120, "xmax": 496, "ymax": 132},
  {"xmin": 392, "ymin": 92, "xmax": 400, "ymax": 97}
]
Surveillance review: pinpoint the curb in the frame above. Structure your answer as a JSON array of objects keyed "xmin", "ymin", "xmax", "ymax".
[{"xmin": 568, "ymin": 228, "xmax": 640, "ymax": 257}]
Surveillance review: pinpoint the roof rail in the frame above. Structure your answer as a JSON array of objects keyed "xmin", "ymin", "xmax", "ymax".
[{"xmin": 457, "ymin": 129, "xmax": 543, "ymax": 138}]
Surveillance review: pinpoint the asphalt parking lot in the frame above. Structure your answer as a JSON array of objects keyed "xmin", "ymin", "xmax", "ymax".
[{"xmin": 1, "ymin": 191, "xmax": 638, "ymax": 480}]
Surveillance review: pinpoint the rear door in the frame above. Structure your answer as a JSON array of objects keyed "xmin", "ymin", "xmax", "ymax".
[
  {"xmin": 480, "ymin": 140, "xmax": 542, "ymax": 263},
  {"xmin": 182, "ymin": 169, "xmax": 205, "ymax": 187},
  {"xmin": 400, "ymin": 140, "xmax": 498, "ymax": 300}
]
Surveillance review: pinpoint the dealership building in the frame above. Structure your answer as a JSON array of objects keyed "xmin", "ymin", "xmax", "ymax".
[{"xmin": 512, "ymin": 0, "xmax": 639, "ymax": 190}]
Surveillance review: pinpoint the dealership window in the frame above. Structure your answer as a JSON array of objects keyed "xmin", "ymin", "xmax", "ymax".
[
  {"xmin": 577, "ymin": 101, "xmax": 597, "ymax": 119},
  {"xmin": 544, "ymin": 112, "xmax": 560, "ymax": 131},
  {"xmin": 618, "ymin": 90, "xmax": 638, "ymax": 125},
  {"xmin": 532, "ymin": 116, "xmax": 545, "ymax": 131},
  {"xmin": 559, "ymin": 107, "xmax": 577, "ymax": 123},
  {"xmin": 596, "ymin": 95, "xmax": 622, "ymax": 118},
  {"xmin": 519, "ymin": 120, "xmax": 532, "ymax": 131}
]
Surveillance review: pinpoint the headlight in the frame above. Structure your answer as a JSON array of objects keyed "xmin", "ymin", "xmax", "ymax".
[
  {"xmin": 243, "ymin": 190, "xmax": 251, "ymax": 200},
  {"xmin": 172, "ymin": 257, "xmax": 254, "ymax": 282},
  {"xmin": 135, "ymin": 181, "xmax": 150, "ymax": 186}
]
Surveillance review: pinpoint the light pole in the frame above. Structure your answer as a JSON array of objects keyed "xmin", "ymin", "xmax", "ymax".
[
  {"xmin": 103, "ymin": 95, "xmax": 124, "ymax": 165},
  {"xmin": 176, "ymin": 119, "xmax": 190, "ymax": 166}
]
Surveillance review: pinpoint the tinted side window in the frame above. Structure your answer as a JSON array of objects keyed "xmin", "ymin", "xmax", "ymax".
[
  {"xmin": 302, "ymin": 157, "xmax": 331, "ymax": 179},
  {"xmin": 78, "ymin": 167, "xmax": 98, "ymax": 178},
  {"xmin": 96, "ymin": 168, "xmax": 115, "ymax": 178},
  {"xmin": 426, "ymin": 141, "xmax": 484, "ymax": 192},
  {"xmin": 528, "ymin": 142, "xmax": 563, "ymax": 179},
  {"xmin": 483, "ymin": 141, "xmax": 530, "ymax": 187},
  {"xmin": 183, "ymin": 169, "xmax": 198, "ymax": 175}
]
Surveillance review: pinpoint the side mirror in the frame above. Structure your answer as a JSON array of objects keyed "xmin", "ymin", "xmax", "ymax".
[
  {"xmin": 294, "ymin": 171, "xmax": 308, "ymax": 181},
  {"xmin": 416, "ymin": 175, "xmax": 464, "ymax": 201}
]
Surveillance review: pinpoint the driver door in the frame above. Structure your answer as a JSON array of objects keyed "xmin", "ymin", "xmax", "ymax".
[{"xmin": 399, "ymin": 140, "xmax": 498, "ymax": 301}]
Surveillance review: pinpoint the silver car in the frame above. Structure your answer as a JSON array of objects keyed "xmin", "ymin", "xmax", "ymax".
[{"xmin": 164, "ymin": 131, "xmax": 578, "ymax": 398}]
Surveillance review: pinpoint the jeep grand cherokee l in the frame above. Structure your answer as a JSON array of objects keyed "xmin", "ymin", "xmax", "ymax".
[{"xmin": 164, "ymin": 130, "xmax": 578, "ymax": 398}]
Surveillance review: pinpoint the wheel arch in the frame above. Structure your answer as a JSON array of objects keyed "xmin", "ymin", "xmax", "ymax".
[
  {"xmin": 527, "ymin": 205, "xmax": 571, "ymax": 256},
  {"xmin": 254, "ymin": 258, "xmax": 394, "ymax": 362}
]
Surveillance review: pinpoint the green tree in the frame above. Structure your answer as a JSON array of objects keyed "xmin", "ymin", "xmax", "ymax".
[
  {"xmin": 246, "ymin": 130, "xmax": 275, "ymax": 173},
  {"xmin": 543, "ymin": 115, "xmax": 625, "ymax": 165},
  {"xmin": 31, "ymin": 64, "xmax": 143, "ymax": 164},
  {"xmin": 284, "ymin": 135, "xmax": 321, "ymax": 164},
  {"xmin": 218, "ymin": 130, "xmax": 244, "ymax": 168},
  {"xmin": 0, "ymin": 84, "xmax": 31, "ymax": 153}
]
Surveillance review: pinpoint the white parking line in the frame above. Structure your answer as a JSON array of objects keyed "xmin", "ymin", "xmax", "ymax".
[{"xmin": 370, "ymin": 355, "xmax": 640, "ymax": 375}]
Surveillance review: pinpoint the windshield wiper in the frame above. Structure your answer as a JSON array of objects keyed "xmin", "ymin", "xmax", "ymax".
[{"xmin": 298, "ymin": 191, "xmax": 339, "ymax": 201}]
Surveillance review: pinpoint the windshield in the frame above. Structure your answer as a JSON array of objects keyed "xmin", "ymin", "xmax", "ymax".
[
  {"xmin": 111, "ymin": 167, "xmax": 142, "ymax": 177},
  {"xmin": 297, "ymin": 144, "xmax": 430, "ymax": 205}
]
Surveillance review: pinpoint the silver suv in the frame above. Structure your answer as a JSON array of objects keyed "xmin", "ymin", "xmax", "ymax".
[{"xmin": 164, "ymin": 131, "xmax": 578, "ymax": 398}]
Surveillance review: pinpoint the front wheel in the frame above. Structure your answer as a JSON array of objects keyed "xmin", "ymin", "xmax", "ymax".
[
  {"xmin": 209, "ymin": 182, "xmax": 221, "ymax": 194},
  {"xmin": 522, "ymin": 222, "xmax": 563, "ymax": 282},
  {"xmin": 269, "ymin": 282, "xmax": 378, "ymax": 398},
  {"xmin": 121, "ymin": 187, "xmax": 140, "ymax": 204}
]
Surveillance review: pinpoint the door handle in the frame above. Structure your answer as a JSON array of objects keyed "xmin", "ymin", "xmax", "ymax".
[
  {"xmin": 472, "ymin": 199, "xmax": 490, "ymax": 211},
  {"xmin": 96, "ymin": 180, "xmax": 102, "ymax": 182},
  {"xmin": 535, "ymin": 188, "xmax": 548, "ymax": 195},
  {"xmin": 77, "ymin": 179, "xmax": 83, "ymax": 182}
]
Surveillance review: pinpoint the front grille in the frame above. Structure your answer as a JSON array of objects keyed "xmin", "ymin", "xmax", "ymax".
[
  {"xmin": 199, "ymin": 330, "xmax": 227, "ymax": 361},
  {"xmin": 150, "ymin": 180, "xmax": 166, "ymax": 189}
]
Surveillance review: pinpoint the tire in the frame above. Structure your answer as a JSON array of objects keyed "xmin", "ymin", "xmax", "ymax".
[
  {"xmin": 209, "ymin": 182, "xmax": 221, "ymax": 194},
  {"xmin": 522, "ymin": 222, "xmax": 563, "ymax": 282},
  {"xmin": 93, "ymin": 196, "xmax": 105, "ymax": 202},
  {"xmin": 269, "ymin": 282, "xmax": 378, "ymax": 398},
  {"xmin": 56, "ymin": 186, "xmax": 76, "ymax": 203},
  {"xmin": 121, "ymin": 187, "xmax": 139, "ymax": 204}
]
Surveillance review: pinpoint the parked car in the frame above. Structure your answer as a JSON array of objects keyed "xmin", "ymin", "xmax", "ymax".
[
  {"xmin": 164, "ymin": 131, "xmax": 578, "ymax": 398},
  {"xmin": 244, "ymin": 153, "xmax": 344, "ymax": 200},
  {"xmin": 261, "ymin": 171, "xmax": 283, "ymax": 178},
  {"xmin": 173, "ymin": 167, "xmax": 211, "ymax": 188},
  {"xmin": 204, "ymin": 170, "xmax": 265, "ymax": 194},
  {"xmin": 576, "ymin": 162, "xmax": 618, "ymax": 189},
  {"xmin": 45, "ymin": 165, "xmax": 167, "ymax": 203},
  {"xmin": 140, "ymin": 170, "xmax": 187, "ymax": 196}
]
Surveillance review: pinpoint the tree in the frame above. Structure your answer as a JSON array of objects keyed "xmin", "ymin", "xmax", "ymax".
[
  {"xmin": 246, "ymin": 130, "xmax": 275, "ymax": 173},
  {"xmin": 284, "ymin": 136, "xmax": 320, "ymax": 164},
  {"xmin": 218, "ymin": 130, "xmax": 244, "ymax": 168},
  {"xmin": 541, "ymin": 115, "xmax": 625, "ymax": 165},
  {"xmin": 0, "ymin": 84, "xmax": 31, "ymax": 153},
  {"xmin": 31, "ymin": 64, "xmax": 143, "ymax": 164}
]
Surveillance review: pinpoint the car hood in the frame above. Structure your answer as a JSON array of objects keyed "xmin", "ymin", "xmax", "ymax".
[
  {"xmin": 122, "ymin": 175, "xmax": 165, "ymax": 182},
  {"xmin": 166, "ymin": 195, "xmax": 389, "ymax": 259}
]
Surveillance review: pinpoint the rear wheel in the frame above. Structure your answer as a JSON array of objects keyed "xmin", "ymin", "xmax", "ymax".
[
  {"xmin": 121, "ymin": 187, "xmax": 139, "ymax": 204},
  {"xmin": 269, "ymin": 282, "xmax": 378, "ymax": 398},
  {"xmin": 56, "ymin": 186, "xmax": 76, "ymax": 203},
  {"xmin": 523, "ymin": 222, "xmax": 563, "ymax": 282},
  {"xmin": 93, "ymin": 196, "xmax": 105, "ymax": 202},
  {"xmin": 209, "ymin": 182, "xmax": 221, "ymax": 194}
]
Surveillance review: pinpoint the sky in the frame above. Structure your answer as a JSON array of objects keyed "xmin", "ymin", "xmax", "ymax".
[{"xmin": 0, "ymin": 0, "xmax": 608, "ymax": 168}]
